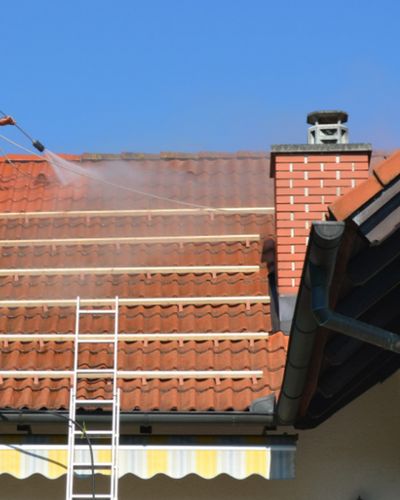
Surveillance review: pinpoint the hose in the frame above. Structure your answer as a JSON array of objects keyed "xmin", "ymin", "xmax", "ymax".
[{"xmin": 0, "ymin": 110, "xmax": 45, "ymax": 152}]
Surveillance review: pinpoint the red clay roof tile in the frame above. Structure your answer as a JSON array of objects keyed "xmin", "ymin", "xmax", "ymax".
[
  {"xmin": 328, "ymin": 175, "xmax": 383, "ymax": 221},
  {"xmin": 329, "ymin": 149, "xmax": 400, "ymax": 221},
  {"xmin": 0, "ymin": 153, "xmax": 286, "ymax": 412},
  {"xmin": 373, "ymin": 149, "xmax": 400, "ymax": 185}
]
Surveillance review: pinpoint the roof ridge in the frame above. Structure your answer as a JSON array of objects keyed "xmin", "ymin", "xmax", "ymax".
[
  {"xmin": 82, "ymin": 151, "xmax": 268, "ymax": 161},
  {"xmin": 0, "ymin": 150, "xmax": 392, "ymax": 163}
]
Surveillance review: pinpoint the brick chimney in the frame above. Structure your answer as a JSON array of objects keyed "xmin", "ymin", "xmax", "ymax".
[{"xmin": 270, "ymin": 111, "xmax": 372, "ymax": 333}]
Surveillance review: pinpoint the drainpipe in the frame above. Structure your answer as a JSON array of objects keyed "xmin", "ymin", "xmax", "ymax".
[{"xmin": 277, "ymin": 221, "xmax": 400, "ymax": 426}]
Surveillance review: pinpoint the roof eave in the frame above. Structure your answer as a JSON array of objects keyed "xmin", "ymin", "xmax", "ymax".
[{"xmin": 276, "ymin": 221, "xmax": 400, "ymax": 428}]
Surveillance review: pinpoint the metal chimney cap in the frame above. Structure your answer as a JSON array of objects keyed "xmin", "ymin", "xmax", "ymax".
[{"xmin": 307, "ymin": 110, "xmax": 348, "ymax": 125}]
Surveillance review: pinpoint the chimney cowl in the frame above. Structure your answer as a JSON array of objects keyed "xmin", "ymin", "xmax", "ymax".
[
  {"xmin": 307, "ymin": 110, "xmax": 348, "ymax": 125},
  {"xmin": 307, "ymin": 110, "xmax": 349, "ymax": 145}
]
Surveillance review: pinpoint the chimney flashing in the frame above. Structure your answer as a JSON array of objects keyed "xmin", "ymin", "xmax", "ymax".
[{"xmin": 271, "ymin": 143, "xmax": 372, "ymax": 154}]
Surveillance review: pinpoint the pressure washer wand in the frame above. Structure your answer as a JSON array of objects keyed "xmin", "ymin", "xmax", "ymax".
[{"xmin": 0, "ymin": 110, "xmax": 45, "ymax": 152}]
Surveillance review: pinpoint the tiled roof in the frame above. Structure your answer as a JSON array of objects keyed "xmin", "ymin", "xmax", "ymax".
[
  {"xmin": 0, "ymin": 153, "xmax": 288, "ymax": 412},
  {"xmin": 329, "ymin": 149, "xmax": 400, "ymax": 220}
]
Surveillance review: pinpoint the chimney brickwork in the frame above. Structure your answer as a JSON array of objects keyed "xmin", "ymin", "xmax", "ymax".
[
  {"xmin": 274, "ymin": 152, "xmax": 370, "ymax": 295},
  {"xmin": 270, "ymin": 111, "xmax": 372, "ymax": 333}
]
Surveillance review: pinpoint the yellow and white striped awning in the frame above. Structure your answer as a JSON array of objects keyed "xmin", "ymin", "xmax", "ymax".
[{"xmin": 0, "ymin": 440, "xmax": 296, "ymax": 480}]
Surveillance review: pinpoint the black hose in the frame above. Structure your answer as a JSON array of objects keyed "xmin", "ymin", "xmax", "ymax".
[
  {"xmin": 0, "ymin": 109, "xmax": 45, "ymax": 152},
  {"xmin": 8, "ymin": 409, "xmax": 96, "ymax": 500}
]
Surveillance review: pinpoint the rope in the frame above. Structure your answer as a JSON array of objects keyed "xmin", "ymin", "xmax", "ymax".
[
  {"xmin": 0, "ymin": 133, "xmax": 43, "ymax": 159},
  {"xmin": 0, "ymin": 145, "xmax": 35, "ymax": 180}
]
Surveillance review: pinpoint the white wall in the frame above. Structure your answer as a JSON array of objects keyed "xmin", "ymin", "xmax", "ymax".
[{"xmin": 2, "ymin": 372, "xmax": 399, "ymax": 500}]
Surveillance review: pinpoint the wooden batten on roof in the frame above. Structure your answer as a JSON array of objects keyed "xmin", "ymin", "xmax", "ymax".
[
  {"xmin": 0, "ymin": 206, "xmax": 274, "ymax": 219},
  {"xmin": 0, "ymin": 234, "xmax": 260, "ymax": 247},
  {"xmin": 1, "ymin": 265, "xmax": 260, "ymax": 276},
  {"xmin": 0, "ymin": 370, "xmax": 264, "ymax": 380},
  {"xmin": 0, "ymin": 332, "xmax": 269, "ymax": 342},
  {"xmin": 0, "ymin": 296, "xmax": 271, "ymax": 308}
]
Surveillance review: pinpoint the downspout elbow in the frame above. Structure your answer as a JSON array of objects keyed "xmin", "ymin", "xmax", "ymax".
[
  {"xmin": 312, "ymin": 304, "xmax": 332, "ymax": 326},
  {"xmin": 310, "ymin": 263, "xmax": 400, "ymax": 355}
]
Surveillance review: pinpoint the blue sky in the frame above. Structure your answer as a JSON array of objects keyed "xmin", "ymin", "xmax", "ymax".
[{"xmin": 2, "ymin": 0, "xmax": 400, "ymax": 153}]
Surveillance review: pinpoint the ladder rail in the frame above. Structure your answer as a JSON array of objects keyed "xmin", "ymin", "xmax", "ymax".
[
  {"xmin": 114, "ymin": 389, "xmax": 121, "ymax": 500},
  {"xmin": 67, "ymin": 296, "xmax": 120, "ymax": 500},
  {"xmin": 66, "ymin": 388, "xmax": 74, "ymax": 499},
  {"xmin": 66, "ymin": 295, "xmax": 82, "ymax": 500},
  {"xmin": 110, "ymin": 296, "xmax": 119, "ymax": 499}
]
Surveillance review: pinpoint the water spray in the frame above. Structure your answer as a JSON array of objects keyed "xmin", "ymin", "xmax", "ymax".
[
  {"xmin": 0, "ymin": 110, "xmax": 233, "ymax": 214},
  {"xmin": 0, "ymin": 109, "xmax": 74, "ymax": 184},
  {"xmin": 0, "ymin": 110, "xmax": 46, "ymax": 153}
]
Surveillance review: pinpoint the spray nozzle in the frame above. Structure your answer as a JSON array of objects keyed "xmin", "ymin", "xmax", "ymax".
[{"xmin": 32, "ymin": 140, "xmax": 45, "ymax": 153}]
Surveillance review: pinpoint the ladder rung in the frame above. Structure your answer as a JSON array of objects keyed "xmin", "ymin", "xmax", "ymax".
[
  {"xmin": 76, "ymin": 369, "xmax": 115, "ymax": 374},
  {"xmin": 77, "ymin": 339, "xmax": 115, "ymax": 344},
  {"xmin": 73, "ymin": 430, "xmax": 113, "ymax": 435},
  {"xmin": 79, "ymin": 309, "xmax": 116, "ymax": 314},
  {"xmin": 75, "ymin": 399, "xmax": 114, "ymax": 404},
  {"xmin": 73, "ymin": 462, "xmax": 113, "ymax": 469},
  {"xmin": 72, "ymin": 496, "xmax": 111, "ymax": 499}
]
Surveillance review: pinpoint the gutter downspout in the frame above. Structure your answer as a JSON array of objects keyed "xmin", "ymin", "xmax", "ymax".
[{"xmin": 277, "ymin": 221, "xmax": 400, "ymax": 426}]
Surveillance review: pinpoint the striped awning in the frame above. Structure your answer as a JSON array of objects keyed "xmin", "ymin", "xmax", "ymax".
[{"xmin": 0, "ymin": 439, "xmax": 296, "ymax": 480}]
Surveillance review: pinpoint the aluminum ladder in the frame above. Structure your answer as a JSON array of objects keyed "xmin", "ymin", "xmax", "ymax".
[{"xmin": 66, "ymin": 296, "xmax": 121, "ymax": 500}]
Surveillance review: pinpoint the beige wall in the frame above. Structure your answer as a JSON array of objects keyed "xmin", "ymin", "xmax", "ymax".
[{"xmin": 2, "ymin": 372, "xmax": 399, "ymax": 500}]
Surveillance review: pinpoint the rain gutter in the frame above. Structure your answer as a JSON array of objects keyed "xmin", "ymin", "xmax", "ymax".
[
  {"xmin": 0, "ymin": 410, "xmax": 275, "ymax": 427},
  {"xmin": 277, "ymin": 221, "xmax": 400, "ymax": 426}
]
